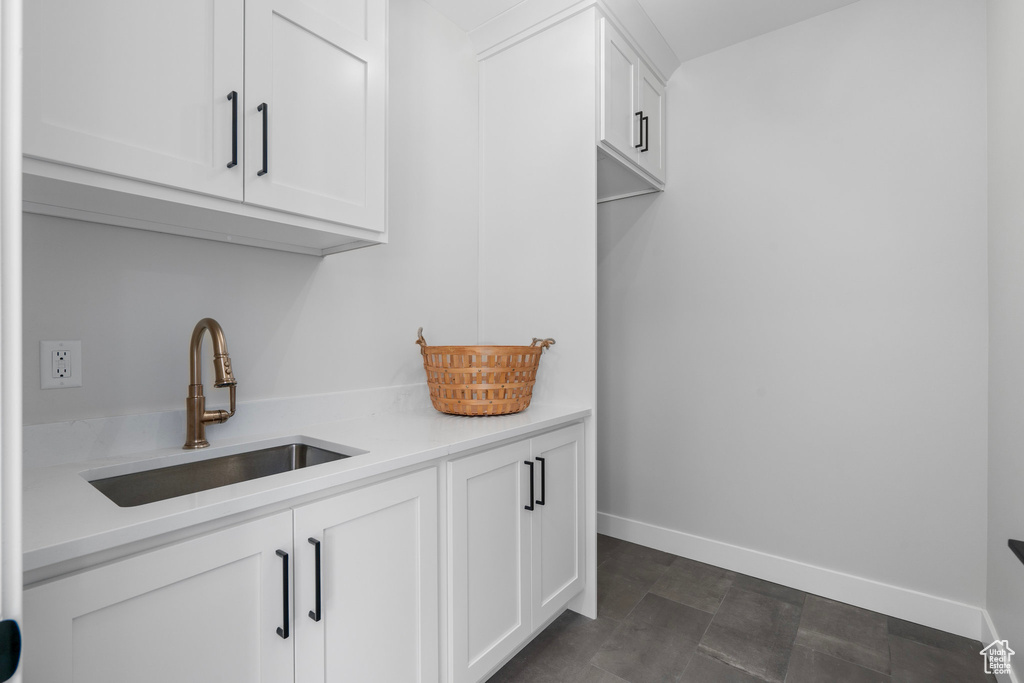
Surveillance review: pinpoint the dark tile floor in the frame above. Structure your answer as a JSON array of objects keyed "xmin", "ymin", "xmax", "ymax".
[{"xmin": 487, "ymin": 535, "xmax": 995, "ymax": 683}]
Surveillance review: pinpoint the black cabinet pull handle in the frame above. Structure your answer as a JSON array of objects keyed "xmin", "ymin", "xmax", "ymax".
[
  {"xmin": 0, "ymin": 619, "xmax": 20, "ymax": 682},
  {"xmin": 536, "ymin": 456, "xmax": 546, "ymax": 505},
  {"xmin": 276, "ymin": 549, "xmax": 290, "ymax": 639},
  {"xmin": 308, "ymin": 537, "xmax": 322, "ymax": 622},
  {"xmin": 257, "ymin": 103, "xmax": 269, "ymax": 176},
  {"xmin": 524, "ymin": 461, "xmax": 535, "ymax": 511},
  {"xmin": 226, "ymin": 91, "xmax": 238, "ymax": 169},
  {"xmin": 635, "ymin": 111, "xmax": 643, "ymax": 149},
  {"xmin": 641, "ymin": 114, "xmax": 650, "ymax": 153}
]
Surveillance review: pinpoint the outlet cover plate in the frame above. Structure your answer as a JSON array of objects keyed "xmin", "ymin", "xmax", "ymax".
[{"xmin": 40, "ymin": 341, "xmax": 82, "ymax": 389}]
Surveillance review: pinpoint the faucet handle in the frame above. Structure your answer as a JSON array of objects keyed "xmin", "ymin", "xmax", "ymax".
[{"xmin": 203, "ymin": 385, "xmax": 236, "ymax": 425}]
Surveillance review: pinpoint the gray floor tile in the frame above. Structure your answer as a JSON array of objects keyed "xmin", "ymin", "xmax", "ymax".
[
  {"xmin": 698, "ymin": 586, "xmax": 803, "ymax": 683},
  {"xmin": 794, "ymin": 595, "xmax": 890, "ymax": 674},
  {"xmin": 887, "ymin": 616, "xmax": 983, "ymax": 657},
  {"xmin": 651, "ymin": 556, "xmax": 736, "ymax": 614},
  {"xmin": 613, "ymin": 540, "xmax": 677, "ymax": 570},
  {"xmin": 486, "ymin": 656, "xmax": 529, "ymax": 683},
  {"xmin": 592, "ymin": 594, "xmax": 713, "ymax": 683},
  {"xmin": 731, "ymin": 574, "xmax": 806, "ymax": 607},
  {"xmin": 628, "ymin": 593, "xmax": 717, "ymax": 640},
  {"xmin": 601, "ymin": 550, "xmax": 673, "ymax": 587},
  {"xmin": 598, "ymin": 566, "xmax": 652, "ymax": 620},
  {"xmin": 495, "ymin": 610, "xmax": 618, "ymax": 682},
  {"xmin": 784, "ymin": 645, "xmax": 891, "ymax": 683},
  {"xmin": 572, "ymin": 665, "xmax": 631, "ymax": 683},
  {"xmin": 598, "ymin": 534, "xmax": 624, "ymax": 567},
  {"xmin": 491, "ymin": 540, "xmax": 997, "ymax": 683},
  {"xmin": 486, "ymin": 661, "xmax": 551, "ymax": 683},
  {"xmin": 532, "ymin": 611, "xmax": 620, "ymax": 676},
  {"xmin": 889, "ymin": 635, "xmax": 996, "ymax": 683},
  {"xmin": 680, "ymin": 653, "xmax": 767, "ymax": 682}
]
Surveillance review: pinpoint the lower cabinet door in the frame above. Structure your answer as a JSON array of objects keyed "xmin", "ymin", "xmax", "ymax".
[
  {"xmin": 448, "ymin": 440, "xmax": 533, "ymax": 683},
  {"xmin": 293, "ymin": 468, "xmax": 439, "ymax": 683},
  {"xmin": 23, "ymin": 511, "xmax": 295, "ymax": 683},
  {"xmin": 531, "ymin": 424, "xmax": 586, "ymax": 627}
]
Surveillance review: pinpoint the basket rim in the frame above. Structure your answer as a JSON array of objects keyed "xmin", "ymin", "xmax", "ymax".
[{"xmin": 419, "ymin": 344, "xmax": 545, "ymax": 354}]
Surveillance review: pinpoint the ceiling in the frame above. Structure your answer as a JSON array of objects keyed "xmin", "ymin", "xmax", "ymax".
[
  {"xmin": 638, "ymin": 0, "xmax": 862, "ymax": 63},
  {"xmin": 423, "ymin": 0, "xmax": 526, "ymax": 34},
  {"xmin": 424, "ymin": 0, "xmax": 863, "ymax": 65}
]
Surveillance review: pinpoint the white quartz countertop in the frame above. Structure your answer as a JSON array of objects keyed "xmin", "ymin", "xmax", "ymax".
[{"xmin": 23, "ymin": 402, "xmax": 590, "ymax": 573}]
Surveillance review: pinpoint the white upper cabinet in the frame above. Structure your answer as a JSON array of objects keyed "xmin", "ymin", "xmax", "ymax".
[
  {"xmin": 245, "ymin": 0, "xmax": 386, "ymax": 231},
  {"xmin": 637, "ymin": 62, "xmax": 666, "ymax": 181},
  {"xmin": 600, "ymin": 19, "xmax": 640, "ymax": 163},
  {"xmin": 24, "ymin": 0, "xmax": 245, "ymax": 200},
  {"xmin": 598, "ymin": 17, "xmax": 666, "ymax": 195},
  {"xmin": 22, "ymin": 0, "xmax": 387, "ymax": 256}
]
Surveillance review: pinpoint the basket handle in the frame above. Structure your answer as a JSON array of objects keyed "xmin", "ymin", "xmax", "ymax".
[
  {"xmin": 416, "ymin": 327, "xmax": 428, "ymax": 355},
  {"xmin": 531, "ymin": 337, "xmax": 556, "ymax": 350}
]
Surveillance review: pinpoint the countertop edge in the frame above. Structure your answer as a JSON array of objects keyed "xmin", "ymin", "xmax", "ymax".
[{"xmin": 24, "ymin": 406, "xmax": 591, "ymax": 574}]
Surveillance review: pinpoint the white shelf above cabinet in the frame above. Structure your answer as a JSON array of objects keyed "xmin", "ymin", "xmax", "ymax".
[
  {"xmin": 23, "ymin": 159, "xmax": 384, "ymax": 256},
  {"xmin": 597, "ymin": 149, "xmax": 660, "ymax": 203}
]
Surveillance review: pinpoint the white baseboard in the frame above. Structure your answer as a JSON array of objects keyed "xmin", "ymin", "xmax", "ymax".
[
  {"xmin": 597, "ymin": 512, "xmax": 988, "ymax": 643},
  {"xmin": 981, "ymin": 610, "xmax": 1021, "ymax": 683}
]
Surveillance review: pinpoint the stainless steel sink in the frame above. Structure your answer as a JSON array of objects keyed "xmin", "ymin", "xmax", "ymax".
[{"xmin": 88, "ymin": 443, "xmax": 357, "ymax": 507}]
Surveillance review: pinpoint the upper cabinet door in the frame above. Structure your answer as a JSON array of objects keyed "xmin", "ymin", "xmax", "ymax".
[
  {"xmin": 600, "ymin": 19, "xmax": 640, "ymax": 163},
  {"xmin": 637, "ymin": 62, "xmax": 666, "ymax": 183},
  {"xmin": 24, "ymin": 0, "xmax": 244, "ymax": 201},
  {"xmin": 245, "ymin": 0, "xmax": 386, "ymax": 232}
]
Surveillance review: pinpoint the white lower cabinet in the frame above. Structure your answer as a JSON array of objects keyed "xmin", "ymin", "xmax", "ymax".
[
  {"xmin": 23, "ymin": 422, "xmax": 585, "ymax": 683},
  {"xmin": 24, "ymin": 511, "xmax": 295, "ymax": 683},
  {"xmin": 448, "ymin": 424, "xmax": 585, "ymax": 683},
  {"xmin": 24, "ymin": 468, "xmax": 439, "ymax": 683},
  {"xmin": 293, "ymin": 467, "xmax": 439, "ymax": 683}
]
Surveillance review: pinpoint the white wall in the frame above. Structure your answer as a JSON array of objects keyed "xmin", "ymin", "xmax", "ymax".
[
  {"xmin": 598, "ymin": 0, "xmax": 989, "ymax": 613},
  {"xmin": 22, "ymin": 0, "xmax": 479, "ymax": 427},
  {"xmin": 987, "ymin": 0, "xmax": 1024, "ymax": 666}
]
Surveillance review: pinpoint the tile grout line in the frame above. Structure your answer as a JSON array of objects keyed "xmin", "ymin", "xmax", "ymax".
[{"xmin": 778, "ymin": 592, "xmax": 808, "ymax": 683}]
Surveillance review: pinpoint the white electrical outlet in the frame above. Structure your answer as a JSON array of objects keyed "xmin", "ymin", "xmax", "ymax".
[{"xmin": 40, "ymin": 341, "xmax": 82, "ymax": 389}]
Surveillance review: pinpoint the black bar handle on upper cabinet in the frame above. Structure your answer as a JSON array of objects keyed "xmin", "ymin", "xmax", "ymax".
[
  {"xmin": 524, "ymin": 461, "xmax": 535, "ymax": 511},
  {"xmin": 226, "ymin": 91, "xmax": 238, "ymax": 169},
  {"xmin": 308, "ymin": 537, "xmax": 322, "ymax": 622},
  {"xmin": 257, "ymin": 103, "xmax": 269, "ymax": 176},
  {"xmin": 276, "ymin": 549, "xmax": 290, "ymax": 639},
  {"xmin": 536, "ymin": 456, "xmax": 546, "ymax": 505},
  {"xmin": 635, "ymin": 111, "xmax": 643, "ymax": 149},
  {"xmin": 641, "ymin": 114, "xmax": 650, "ymax": 153}
]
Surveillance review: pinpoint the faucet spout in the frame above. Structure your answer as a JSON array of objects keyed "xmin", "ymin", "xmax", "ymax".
[
  {"xmin": 184, "ymin": 318, "xmax": 238, "ymax": 449},
  {"xmin": 189, "ymin": 317, "xmax": 236, "ymax": 388}
]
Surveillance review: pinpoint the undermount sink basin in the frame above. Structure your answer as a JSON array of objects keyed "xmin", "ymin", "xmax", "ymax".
[{"xmin": 88, "ymin": 443, "xmax": 361, "ymax": 508}]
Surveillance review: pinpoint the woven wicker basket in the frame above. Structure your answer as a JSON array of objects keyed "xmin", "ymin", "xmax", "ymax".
[{"xmin": 416, "ymin": 328, "xmax": 555, "ymax": 416}]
